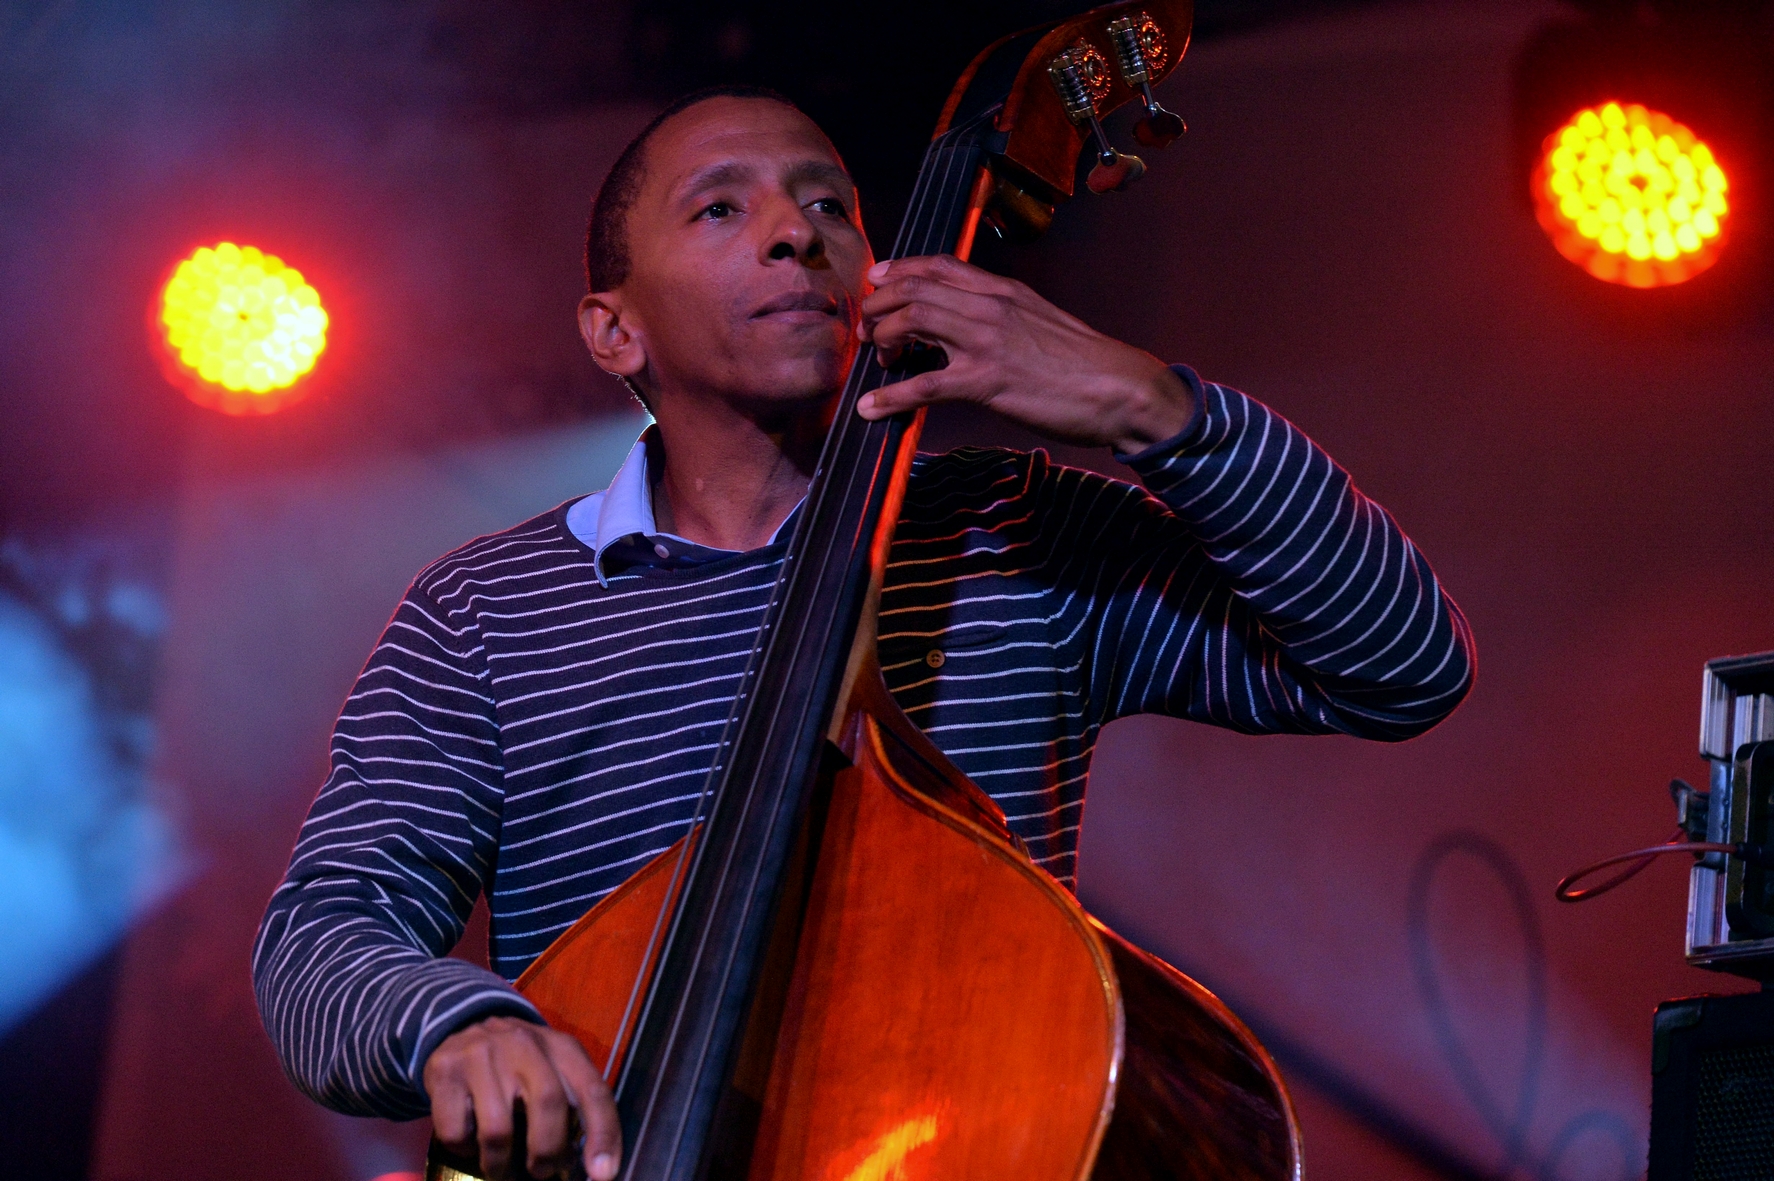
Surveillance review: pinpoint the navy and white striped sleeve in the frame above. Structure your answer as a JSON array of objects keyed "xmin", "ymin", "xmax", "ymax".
[
  {"xmin": 252, "ymin": 579, "xmax": 540, "ymax": 1119},
  {"xmin": 1078, "ymin": 367, "xmax": 1473, "ymax": 739}
]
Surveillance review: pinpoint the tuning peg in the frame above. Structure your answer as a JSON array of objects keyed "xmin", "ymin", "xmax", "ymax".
[
  {"xmin": 1132, "ymin": 108, "xmax": 1186, "ymax": 148},
  {"xmin": 1108, "ymin": 16, "xmax": 1187, "ymax": 149},
  {"xmin": 1048, "ymin": 45, "xmax": 1146, "ymax": 194},
  {"xmin": 1088, "ymin": 149, "xmax": 1146, "ymax": 194}
]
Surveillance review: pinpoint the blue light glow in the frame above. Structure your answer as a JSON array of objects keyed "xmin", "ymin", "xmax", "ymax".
[{"xmin": 0, "ymin": 550, "xmax": 179, "ymax": 1035}]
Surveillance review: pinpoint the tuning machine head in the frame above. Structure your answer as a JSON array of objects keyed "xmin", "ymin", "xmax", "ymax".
[
  {"xmin": 1085, "ymin": 150, "xmax": 1145, "ymax": 194},
  {"xmin": 1047, "ymin": 41, "xmax": 1146, "ymax": 193},
  {"xmin": 1107, "ymin": 14, "xmax": 1187, "ymax": 149}
]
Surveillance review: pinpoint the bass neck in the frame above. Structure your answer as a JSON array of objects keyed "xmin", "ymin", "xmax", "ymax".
[{"xmin": 608, "ymin": 112, "xmax": 997, "ymax": 1181}]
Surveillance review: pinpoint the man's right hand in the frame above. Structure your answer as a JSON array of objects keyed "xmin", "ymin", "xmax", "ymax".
[{"xmin": 423, "ymin": 1015, "xmax": 622, "ymax": 1181}]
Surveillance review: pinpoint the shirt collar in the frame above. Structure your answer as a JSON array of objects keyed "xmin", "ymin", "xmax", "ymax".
[{"xmin": 565, "ymin": 426, "xmax": 801, "ymax": 587}]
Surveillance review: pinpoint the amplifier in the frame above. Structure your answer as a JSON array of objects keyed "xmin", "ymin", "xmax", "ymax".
[{"xmin": 1648, "ymin": 990, "xmax": 1774, "ymax": 1181}]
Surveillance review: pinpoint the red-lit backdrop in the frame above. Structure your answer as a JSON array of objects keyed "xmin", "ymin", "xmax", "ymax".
[{"xmin": 2, "ymin": 5, "xmax": 1771, "ymax": 1181}]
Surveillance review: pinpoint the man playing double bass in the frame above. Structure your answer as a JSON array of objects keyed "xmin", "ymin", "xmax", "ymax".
[{"xmin": 254, "ymin": 87, "xmax": 1473, "ymax": 1180}]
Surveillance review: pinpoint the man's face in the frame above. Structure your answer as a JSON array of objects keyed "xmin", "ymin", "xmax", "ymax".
[{"xmin": 603, "ymin": 97, "xmax": 872, "ymax": 417}]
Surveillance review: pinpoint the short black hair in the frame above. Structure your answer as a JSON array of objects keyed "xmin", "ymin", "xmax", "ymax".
[{"xmin": 584, "ymin": 84, "xmax": 801, "ymax": 293}]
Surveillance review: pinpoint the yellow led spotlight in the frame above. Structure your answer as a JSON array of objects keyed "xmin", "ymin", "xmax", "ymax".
[
  {"xmin": 158, "ymin": 242, "xmax": 329, "ymax": 414},
  {"xmin": 1533, "ymin": 102, "xmax": 1729, "ymax": 288}
]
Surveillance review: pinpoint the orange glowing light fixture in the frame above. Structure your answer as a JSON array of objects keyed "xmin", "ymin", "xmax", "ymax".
[
  {"xmin": 158, "ymin": 242, "xmax": 328, "ymax": 414},
  {"xmin": 1533, "ymin": 102, "xmax": 1728, "ymax": 288}
]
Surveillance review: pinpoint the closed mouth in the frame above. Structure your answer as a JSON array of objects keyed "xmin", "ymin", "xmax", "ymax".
[{"xmin": 752, "ymin": 291, "xmax": 840, "ymax": 318}]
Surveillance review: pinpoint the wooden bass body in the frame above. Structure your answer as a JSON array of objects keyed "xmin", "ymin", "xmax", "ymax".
[{"xmin": 466, "ymin": 671, "xmax": 1300, "ymax": 1181}]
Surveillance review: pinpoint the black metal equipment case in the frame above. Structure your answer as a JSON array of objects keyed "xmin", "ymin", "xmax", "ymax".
[{"xmin": 1648, "ymin": 990, "xmax": 1774, "ymax": 1181}]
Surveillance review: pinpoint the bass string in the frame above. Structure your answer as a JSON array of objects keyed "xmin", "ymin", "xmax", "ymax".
[
  {"xmin": 611, "ymin": 130, "xmax": 967, "ymax": 1093},
  {"xmin": 648, "ymin": 126, "xmax": 974, "ymax": 1079},
  {"xmin": 708, "ymin": 117, "xmax": 969, "ymax": 789},
  {"xmin": 622, "ymin": 120, "xmax": 986, "ymax": 1158},
  {"xmin": 772, "ymin": 121, "xmax": 972, "ymax": 578},
  {"xmin": 683, "ymin": 121, "xmax": 976, "ymax": 928},
  {"xmin": 675, "ymin": 126, "xmax": 966, "ymax": 946},
  {"xmin": 756, "ymin": 123, "xmax": 977, "ymax": 696},
  {"xmin": 669, "ymin": 115, "xmax": 983, "ymax": 1051},
  {"xmin": 765, "ymin": 113, "xmax": 984, "ymax": 672},
  {"xmin": 698, "ymin": 119, "xmax": 980, "ymax": 908},
  {"xmin": 646, "ymin": 124, "xmax": 983, "ymax": 1121},
  {"xmin": 758, "ymin": 119, "xmax": 980, "ymax": 653}
]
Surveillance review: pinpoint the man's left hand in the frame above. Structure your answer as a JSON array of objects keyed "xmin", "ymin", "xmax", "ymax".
[{"xmin": 855, "ymin": 254, "xmax": 1194, "ymax": 455}]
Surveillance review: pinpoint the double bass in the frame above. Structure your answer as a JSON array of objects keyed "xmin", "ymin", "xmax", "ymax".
[{"xmin": 432, "ymin": 2, "xmax": 1301, "ymax": 1177}]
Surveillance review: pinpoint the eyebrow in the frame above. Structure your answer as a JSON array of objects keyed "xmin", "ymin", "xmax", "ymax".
[{"xmin": 672, "ymin": 158, "xmax": 856, "ymax": 206}]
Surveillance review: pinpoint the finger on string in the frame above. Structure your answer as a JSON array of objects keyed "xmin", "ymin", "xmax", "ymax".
[
  {"xmin": 861, "ymin": 279, "xmax": 1002, "ymax": 336},
  {"xmin": 514, "ymin": 1053, "xmax": 573, "ymax": 1176},
  {"xmin": 869, "ymin": 253, "xmax": 1014, "ymax": 296},
  {"xmin": 859, "ymin": 372, "xmax": 965, "ymax": 418},
  {"xmin": 866, "ymin": 304, "xmax": 991, "ymax": 361},
  {"xmin": 465, "ymin": 1051, "xmax": 517, "ymax": 1180},
  {"xmin": 544, "ymin": 1037, "xmax": 622, "ymax": 1181}
]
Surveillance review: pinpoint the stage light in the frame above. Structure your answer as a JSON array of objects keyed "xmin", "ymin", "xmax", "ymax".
[
  {"xmin": 1533, "ymin": 102, "xmax": 1728, "ymax": 288},
  {"xmin": 158, "ymin": 242, "xmax": 328, "ymax": 414}
]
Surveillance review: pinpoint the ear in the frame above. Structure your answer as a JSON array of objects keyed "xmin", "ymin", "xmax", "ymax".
[{"xmin": 578, "ymin": 292, "xmax": 648, "ymax": 382}]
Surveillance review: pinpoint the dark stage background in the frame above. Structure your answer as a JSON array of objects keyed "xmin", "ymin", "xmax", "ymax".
[{"xmin": 2, "ymin": 1, "xmax": 1771, "ymax": 1178}]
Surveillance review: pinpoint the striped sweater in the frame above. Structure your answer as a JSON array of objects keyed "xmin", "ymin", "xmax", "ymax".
[{"xmin": 253, "ymin": 373, "xmax": 1473, "ymax": 1118}]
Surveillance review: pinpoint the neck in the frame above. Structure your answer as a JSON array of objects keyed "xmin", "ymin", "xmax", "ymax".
[{"xmin": 648, "ymin": 391, "xmax": 833, "ymax": 552}]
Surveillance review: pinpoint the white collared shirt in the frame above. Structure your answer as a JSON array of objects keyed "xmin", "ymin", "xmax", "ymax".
[{"xmin": 565, "ymin": 429, "xmax": 798, "ymax": 586}]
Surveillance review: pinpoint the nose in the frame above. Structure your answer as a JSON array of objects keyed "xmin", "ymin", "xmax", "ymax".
[{"xmin": 761, "ymin": 198, "xmax": 826, "ymax": 265}]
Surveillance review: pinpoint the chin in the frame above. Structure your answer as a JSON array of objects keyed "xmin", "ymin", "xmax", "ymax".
[
  {"xmin": 759, "ymin": 348, "xmax": 851, "ymax": 400},
  {"xmin": 725, "ymin": 361, "xmax": 844, "ymax": 423},
  {"xmin": 754, "ymin": 373, "xmax": 842, "ymax": 408}
]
